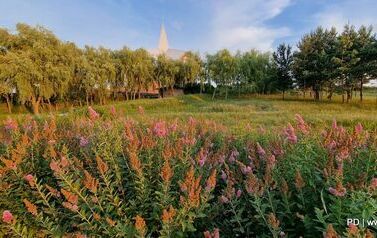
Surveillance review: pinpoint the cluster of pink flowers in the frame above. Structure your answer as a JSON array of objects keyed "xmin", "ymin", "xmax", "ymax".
[
  {"xmin": 152, "ymin": 121, "xmax": 168, "ymax": 138},
  {"xmin": 256, "ymin": 142, "xmax": 266, "ymax": 157},
  {"xmin": 79, "ymin": 136, "xmax": 89, "ymax": 147},
  {"xmin": 369, "ymin": 178, "xmax": 377, "ymax": 191},
  {"xmin": 221, "ymin": 170, "xmax": 227, "ymax": 182},
  {"xmin": 169, "ymin": 119, "xmax": 178, "ymax": 132},
  {"xmin": 50, "ymin": 156, "xmax": 70, "ymax": 174},
  {"xmin": 241, "ymin": 166, "xmax": 252, "ymax": 175},
  {"xmin": 295, "ymin": 114, "xmax": 309, "ymax": 134},
  {"xmin": 109, "ymin": 106, "xmax": 117, "ymax": 117},
  {"xmin": 198, "ymin": 149, "xmax": 208, "ymax": 167},
  {"xmin": 328, "ymin": 183, "xmax": 346, "ymax": 197},
  {"xmin": 219, "ymin": 195, "xmax": 229, "ymax": 204},
  {"xmin": 4, "ymin": 118, "xmax": 18, "ymax": 131},
  {"xmin": 204, "ymin": 228, "xmax": 220, "ymax": 238},
  {"xmin": 24, "ymin": 174, "xmax": 35, "ymax": 187},
  {"xmin": 228, "ymin": 149, "xmax": 239, "ymax": 163},
  {"xmin": 267, "ymin": 155, "xmax": 276, "ymax": 168},
  {"xmin": 2, "ymin": 210, "xmax": 13, "ymax": 224},
  {"xmin": 283, "ymin": 123, "xmax": 297, "ymax": 144},
  {"xmin": 236, "ymin": 189, "xmax": 242, "ymax": 198},
  {"xmin": 88, "ymin": 106, "xmax": 99, "ymax": 120}
]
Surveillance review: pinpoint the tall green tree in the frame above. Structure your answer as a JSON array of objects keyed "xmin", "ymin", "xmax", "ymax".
[
  {"xmin": 0, "ymin": 28, "xmax": 15, "ymax": 113},
  {"xmin": 154, "ymin": 54, "xmax": 178, "ymax": 97},
  {"xmin": 352, "ymin": 25, "xmax": 377, "ymax": 101},
  {"xmin": 178, "ymin": 51, "xmax": 202, "ymax": 88},
  {"xmin": 334, "ymin": 24, "xmax": 359, "ymax": 102},
  {"xmin": 293, "ymin": 27, "xmax": 338, "ymax": 101},
  {"xmin": 206, "ymin": 49, "xmax": 237, "ymax": 99},
  {"xmin": 273, "ymin": 43, "xmax": 293, "ymax": 99},
  {"xmin": 4, "ymin": 24, "xmax": 74, "ymax": 113}
]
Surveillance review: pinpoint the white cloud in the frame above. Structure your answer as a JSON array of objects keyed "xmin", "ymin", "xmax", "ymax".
[
  {"xmin": 315, "ymin": 0, "xmax": 377, "ymax": 32},
  {"xmin": 208, "ymin": 0, "xmax": 292, "ymax": 52}
]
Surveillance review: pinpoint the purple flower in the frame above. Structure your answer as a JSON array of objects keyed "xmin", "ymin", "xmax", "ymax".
[
  {"xmin": 256, "ymin": 142, "xmax": 266, "ymax": 157},
  {"xmin": 236, "ymin": 189, "xmax": 242, "ymax": 198},
  {"xmin": 110, "ymin": 106, "xmax": 117, "ymax": 116},
  {"xmin": 283, "ymin": 123, "xmax": 297, "ymax": 144},
  {"xmin": 220, "ymin": 195, "xmax": 229, "ymax": 204},
  {"xmin": 242, "ymin": 166, "xmax": 252, "ymax": 175},
  {"xmin": 4, "ymin": 118, "xmax": 18, "ymax": 131},
  {"xmin": 153, "ymin": 121, "xmax": 168, "ymax": 138},
  {"xmin": 221, "ymin": 170, "xmax": 227, "ymax": 181},
  {"xmin": 229, "ymin": 149, "xmax": 239, "ymax": 163},
  {"xmin": 88, "ymin": 106, "xmax": 99, "ymax": 120},
  {"xmin": 355, "ymin": 123, "xmax": 363, "ymax": 135},
  {"xmin": 79, "ymin": 136, "xmax": 89, "ymax": 147}
]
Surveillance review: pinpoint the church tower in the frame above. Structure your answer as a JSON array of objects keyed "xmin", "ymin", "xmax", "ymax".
[{"xmin": 158, "ymin": 24, "xmax": 169, "ymax": 53}]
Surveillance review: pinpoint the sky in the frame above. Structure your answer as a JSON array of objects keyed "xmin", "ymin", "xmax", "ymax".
[{"xmin": 1, "ymin": 0, "xmax": 377, "ymax": 54}]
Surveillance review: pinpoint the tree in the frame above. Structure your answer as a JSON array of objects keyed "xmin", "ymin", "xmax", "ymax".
[
  {"xmin": 179, "ymin": 51, "xmax": 203, "ymax": 89},
  {"xmin": 154, "ymin": 54, "xmax": 178, "ymax": 97},
  {"xmin": 86, "ymin": 47, "xmax": 115, "ymax": 105},
  {"xmin": 273, "ymin": 44, "xmax": 294, "ymax": 99},
  {"xmin": 238, "ymin": 50, "xmax": 273, "ymax": 95},
  {"xmin": 352, "ymin": 25, "xmax": 377, "ymax": 101},
  {"xmin": 206, "ymin": 49, "xmax": 237, "ymax": 99},
  {"xmin": 0, "ymin": 28, "xmax": 15, "ymax": 113},
  {"xmin": 293, "ymin": 27, "xmax": 338, "ymax": 101},
  {"xmin": 3, "ymin": 24, "xmax": 74, "ymax": 113},
  {"xmin": 132, "ymin": 49, "xmax": 154, "ymax": 99},
  {"xmin": 333, "ymin": 24, "xmax": 359, "ymax": 102}
]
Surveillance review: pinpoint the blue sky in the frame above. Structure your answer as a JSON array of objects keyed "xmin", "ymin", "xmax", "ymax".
[{"xmin": 1, "ymin": 0, "xmax": 376, "ymax": 53}]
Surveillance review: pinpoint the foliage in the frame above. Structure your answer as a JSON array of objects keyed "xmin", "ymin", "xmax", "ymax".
[
  {"xmin": 0, "ymin": 108, "xmax": 376, "ymax": 237},
  {"xmin": 273, "ymin": 44, "xmax": 294, "ymax": 99}
]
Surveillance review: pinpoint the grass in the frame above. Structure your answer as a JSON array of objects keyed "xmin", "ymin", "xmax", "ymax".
[{"xmin": 1, "ymin": 93, "xmax": 377, "ymax": 134}]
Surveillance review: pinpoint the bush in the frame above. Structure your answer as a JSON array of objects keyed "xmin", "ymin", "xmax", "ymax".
[{"xmin": 0, "ymin": 109, "xmax": 376, "ymax": 237}]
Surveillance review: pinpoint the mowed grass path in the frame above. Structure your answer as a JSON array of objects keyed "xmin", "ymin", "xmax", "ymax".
[{"xmin": 1, "ymin": 94, "xmax": 377, "ymax": 134}]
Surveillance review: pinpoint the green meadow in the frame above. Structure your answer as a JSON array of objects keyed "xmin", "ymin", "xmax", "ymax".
[{"xmin": 3, "ymin": 93, "xmax": 377, "ymax": 134}]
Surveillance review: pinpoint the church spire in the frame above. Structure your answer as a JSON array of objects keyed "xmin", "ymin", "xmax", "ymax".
[{"xmin": 158, "ymin": 23, "xmax": 169, "ymax": 53}]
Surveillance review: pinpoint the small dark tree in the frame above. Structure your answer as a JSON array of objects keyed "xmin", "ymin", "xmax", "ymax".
[{"xmin": 273, "ymin": 43, "xmax": 293, "ymax": 99}]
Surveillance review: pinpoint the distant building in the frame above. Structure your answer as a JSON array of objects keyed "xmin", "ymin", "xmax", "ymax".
[{"xmin": 149, "ymin": 24, "xmax": 186, "ymax": 60}]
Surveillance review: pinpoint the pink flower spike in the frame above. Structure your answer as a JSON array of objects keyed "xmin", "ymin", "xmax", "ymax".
[
  {"xmin": 79, "ymin": 136, "xmax": 89, "ymax": 147},
  {"xmin": 4, "ymin": 118, "xmax": 18, "ymax": 131},
  {"xmin": 355, "ymin": 123, "xmax": 363, "ymax": 135},
  {"xmin": 370, "ymin": 178, "xmax": 377, "ymax": 190},
  {"xmin": 256, "ymin": 143, "xmax": 266, "ymax": 157},
  {"xmin": 153, "ymin": 121, "xmax": 168, "ymax": 138},
  {"xmin": 88, "ymin": 106, "xmax": 99, "ymax": 120},
  {"xmin": 110, "ymin": 106, "xmax": 117, "ymax": 116},
  {"xmin": 236, "ymin": 189, "xmax": 242, "ymax": 198},
  {"xmin": 2, "ymin": 210, "xmax": 13, "ymax": 224},
  {"xmin": 24, "ymin": 174, "xmax": 35, "ymax": 187}
]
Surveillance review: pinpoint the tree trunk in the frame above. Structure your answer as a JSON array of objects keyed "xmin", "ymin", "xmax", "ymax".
[
  {"xmin": 4, "ymin": 95, "xmax": 12, "ymax": 113},
  {"xmin": 314, "ymin": 90, "xmax": 320, "ymax": 101},
  {"xmin": 282, "ymin": 91, "xmax": 285, "ymax": 100},
  {"xmin": 346, "ymin": 90, "xmax": 351, "ymax": 103},
  {"xmin": 327, "ymin": 90, "xmax": 333, "ymax": 101},
  {"xmin": 360, "ymin": 80, "xmax": 363, "ymax": 102},
  {"xmin": 47, "ymin": 98, "xmax": 52, "ymax": 112},
  {"xmin": 31, "ymin": 96, "xmax": 41, "ymax": 114},
  {"xmin": 212, "ymin": 87, "xmax": 216, "ymax": 100}
]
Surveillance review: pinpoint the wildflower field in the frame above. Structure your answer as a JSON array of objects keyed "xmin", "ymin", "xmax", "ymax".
[{"xmin": 1, "ymin": 95, "xmax": 377, "ymax": 237}]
